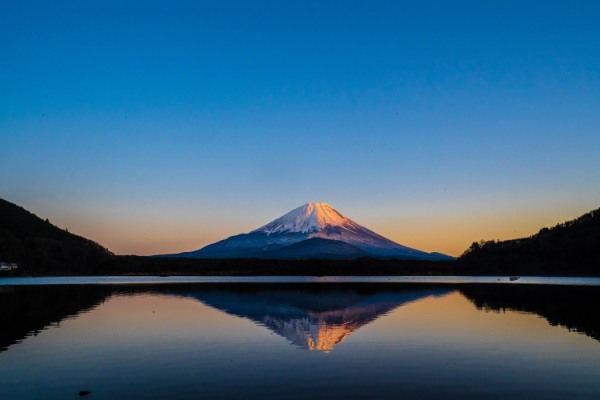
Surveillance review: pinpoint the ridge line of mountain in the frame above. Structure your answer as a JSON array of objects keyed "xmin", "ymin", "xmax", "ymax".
[{"xmin": 161, "ymin": 202, "xmax": 454, "ymax": 260}]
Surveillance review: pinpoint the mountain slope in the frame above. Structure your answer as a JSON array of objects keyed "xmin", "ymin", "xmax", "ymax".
[
  {"xmin": 165, "ymin": 202, "xmax": 453, "ymax": 260},
  {"xmin": 458, "ymin": 207, "xmax": 600, "ymax": 274},
  {"xmin": 0, "ymin": 198, "xmax": 113, "ymax": 273},
  {"xmin": 262, "ymin": 238, "xmax": 369, "ymax": 259}
]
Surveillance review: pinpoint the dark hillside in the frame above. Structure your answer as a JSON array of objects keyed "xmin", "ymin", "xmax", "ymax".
[
  {"xmin": 458, "ymin": 207, "xmax": 600, "ymax": 275},
  {"xmin": 0, "ymin": 198, "xmax": 113, "ymax": 274}
]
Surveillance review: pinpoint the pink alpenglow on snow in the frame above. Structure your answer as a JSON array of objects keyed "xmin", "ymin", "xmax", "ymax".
[{"xmin": 162, "ymin": 202, "xmax": 454, "ymax": 261}]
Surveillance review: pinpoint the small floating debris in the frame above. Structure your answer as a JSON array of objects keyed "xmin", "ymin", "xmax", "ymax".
[{"xmin": 509, "ymin": 276, "xmax": 520, "ymax": 281}]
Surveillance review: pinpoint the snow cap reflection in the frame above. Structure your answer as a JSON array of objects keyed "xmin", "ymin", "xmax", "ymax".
[{"xmin": 186, "ymin": 286, "xmax": 452, "ymax": 351}]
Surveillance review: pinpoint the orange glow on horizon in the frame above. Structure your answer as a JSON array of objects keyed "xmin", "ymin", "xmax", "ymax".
[{"xmin": 33, "ymin": 201, "xmax": 598, "ymax": 257}]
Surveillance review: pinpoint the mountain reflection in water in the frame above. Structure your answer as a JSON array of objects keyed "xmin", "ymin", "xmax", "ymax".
[
  {"xmin": 1, "ymin": 283, "xmax": 600, "ymax": 354},
  {"xmin": 183, "ymin": 285, "xmax": 451, "ymax": 350}
]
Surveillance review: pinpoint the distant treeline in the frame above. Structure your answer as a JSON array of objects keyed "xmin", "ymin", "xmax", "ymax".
[
  {"xmin": 457, "ymin": 207, "xmax": 600, "ymax": 276},
  {"xmin": 92, "ymin": 256, "xmax": 455, "ymax": 276}
]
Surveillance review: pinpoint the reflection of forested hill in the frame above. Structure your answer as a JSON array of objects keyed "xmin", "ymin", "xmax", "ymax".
[
  {"xmin": 458, "ymin": 207, "xmax": 600, "ymax": 275},
  {"xmin": 0, "ymin": 285, "xmax": 112, "ymax": 352},
  {"xmin": 460, "ymin": 284, "xmax": 600, "ymax": 342},
  {"xmin": 184, "ymin": 284, "xmax": 452, "ymax": 350}
]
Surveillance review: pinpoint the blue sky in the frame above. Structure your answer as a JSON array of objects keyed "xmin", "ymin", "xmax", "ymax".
[{"xmin": 1, "ymin": 1, "xmax": 599, "ymax": 255}]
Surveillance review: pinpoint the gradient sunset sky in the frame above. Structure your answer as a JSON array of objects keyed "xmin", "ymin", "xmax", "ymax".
[{"xmin": 1, "ymin": 1, "xmax": 599, "ymax": 256}]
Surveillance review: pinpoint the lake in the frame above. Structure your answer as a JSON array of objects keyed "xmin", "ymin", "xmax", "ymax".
[{"xmin": 1, "ymin": 278, "xmax": 600, "ymax": 399}]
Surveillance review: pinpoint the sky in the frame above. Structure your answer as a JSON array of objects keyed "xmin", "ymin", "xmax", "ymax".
[{"xmin": 1, "ymin": 1, "xmax": 599, "ymax": 256}]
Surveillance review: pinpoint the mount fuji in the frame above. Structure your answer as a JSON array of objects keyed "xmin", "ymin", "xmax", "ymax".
[{"xmin": 164, "ymin": 202, "xmax": 453, "ymax": 260}]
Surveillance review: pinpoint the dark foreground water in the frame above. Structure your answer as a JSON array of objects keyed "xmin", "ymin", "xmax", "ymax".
[{"xmin": 1, "ymin": 281, "xmax": 600, "ymax": 399}]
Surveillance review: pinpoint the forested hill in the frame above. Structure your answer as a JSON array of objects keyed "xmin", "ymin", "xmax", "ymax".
[
  {"xmin": 458, "ymin": 207, "xmax": 600, "ymax": 275},
  {"xmin": 0, "ymin": 198, "xmax": 113, "ymax": 274}
]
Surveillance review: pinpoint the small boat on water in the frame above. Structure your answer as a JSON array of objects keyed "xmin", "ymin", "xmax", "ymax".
[{"xmin": 509, "ymin": 276, "xmax": 520, "ymax": 281}]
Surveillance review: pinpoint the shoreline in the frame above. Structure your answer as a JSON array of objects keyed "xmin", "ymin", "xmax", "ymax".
[{"xmin": 2, "ymin": 275, "xmax": 600, "ymax": 286}]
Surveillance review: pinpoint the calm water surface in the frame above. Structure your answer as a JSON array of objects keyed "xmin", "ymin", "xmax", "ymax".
[{"xmin": 1, "ymin": 281, "xmax": 599, "ymax": 399}]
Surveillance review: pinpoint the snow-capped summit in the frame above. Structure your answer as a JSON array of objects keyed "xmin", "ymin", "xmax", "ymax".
[
  {"xmin": 163, "ymin": 202, "xmax": 454, "ymax": 261},
  {"xmin": 254, "ymin": 202, "xmax": 350, "ymax": 234}
]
